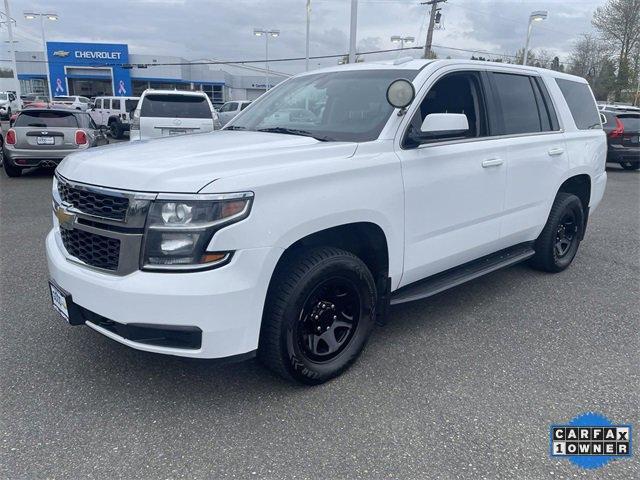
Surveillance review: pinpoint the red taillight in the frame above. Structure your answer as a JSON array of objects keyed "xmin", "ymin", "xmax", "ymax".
[
  {"xmin": 75, "ymin": 130, "xmax": 87, "ymax": 145},
  {"xmin": 609, "ymin": 117, "xmax": 624, "ymax": 138},
  {"xmin": 6, "ymin": 129, "xmax": 16, "ymax": 145}
]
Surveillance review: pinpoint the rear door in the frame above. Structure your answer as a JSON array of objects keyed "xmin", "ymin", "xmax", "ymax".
[
  {"xmin": 12, "ymin": 110, "xmax": 80, "ymax": 151},
  {"xmin": 138, "ymin": 93, "xmax": 214, "ymax": 139},
  {"xmin": 486, "ymin": 71, "xmax": 569, "ymax": 246}
]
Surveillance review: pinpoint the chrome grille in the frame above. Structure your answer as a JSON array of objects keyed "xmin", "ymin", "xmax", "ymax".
[
  {"xmin": 58, "ymin": 181, "xmax": 129, "ymax": 221},
  {"xmin": 60, "ymin": 228, "xmax": 121, "ymax": 271}
]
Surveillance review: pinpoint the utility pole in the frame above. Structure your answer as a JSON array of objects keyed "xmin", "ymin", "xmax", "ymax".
[
  {"xmin": 348, "ymin": 0, "xmax": 358, "ymax": 63},
  {"xmin": 2, "ymin": 0, "xmax": 21, "ymax": 100},
  {"xmin": 421, "ymin": 0, "xmax": 446, "ymax": 59},
  {"xmin": 305, "ymin": 0, "xmax": 311, "ymax": 71}
]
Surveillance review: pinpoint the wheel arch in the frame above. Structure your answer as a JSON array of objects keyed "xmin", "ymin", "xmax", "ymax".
[
  {"xmin": 557, "ymin": 173, "xmax": 591, "ymax": 213},
  {"xmin": 273, "ymin": 221, "xmax": 390, "ymax": 289}
]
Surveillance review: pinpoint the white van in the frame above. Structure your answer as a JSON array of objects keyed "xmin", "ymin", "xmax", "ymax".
[{"xmin": 130, "ymin": 90, "xmax": 221, "ymax": 141}]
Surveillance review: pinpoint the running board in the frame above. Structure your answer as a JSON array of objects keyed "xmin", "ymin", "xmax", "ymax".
[{"xmin": 390, "ymin": 243, "xmax": 535, "ymax": 305}]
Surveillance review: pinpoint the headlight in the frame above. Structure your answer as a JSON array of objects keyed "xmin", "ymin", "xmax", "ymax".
[{"xmin": 142, "ymin": 192, "xmax": 253, "ymax": 271}]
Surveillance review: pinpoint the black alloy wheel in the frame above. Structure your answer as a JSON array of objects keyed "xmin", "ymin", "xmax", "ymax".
[
  {"xmin": 554, "ymin": 211, "xmax": 578, "ymax": 259},
  {"xmin": 296, "ymin": 277, "xmax": 360, "ymax": 362}
]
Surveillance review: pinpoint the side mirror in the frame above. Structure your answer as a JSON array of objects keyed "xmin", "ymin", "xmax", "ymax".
[
  {"xmin": 420, "ymin": 113, "xmax": 469, "ymax": 134},
  {"xmin": 386, "ymin": 79, "xmax": 415, "ymax": 109},
  {"xmin": 599, "ymin": 112, "xmax": 607, "ymax": 125}
]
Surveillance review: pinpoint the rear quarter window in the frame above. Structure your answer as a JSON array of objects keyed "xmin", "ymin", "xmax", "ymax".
[
  {"xmin": 555, "ymin": 79, "xmax": 601, "ymax": 130},
  {"xmin": 618, "ymin": 114, "xmax": 640, "ymax": 131},
  {"xmin": 140, "ymin": 94, "xmax": 212, "ymax": 119},
  {"xmin": 14, "ymin": 111, "xmax": 78, "ymax": 128}
]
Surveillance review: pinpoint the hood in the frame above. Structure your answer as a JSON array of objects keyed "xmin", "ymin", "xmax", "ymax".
[{"xmin": 57, "ymin": 131, "xmax": 358, "ymax": 192}]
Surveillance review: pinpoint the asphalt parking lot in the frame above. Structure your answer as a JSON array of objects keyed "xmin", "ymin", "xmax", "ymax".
[{"xmin": 0, "ymin": 162, "xmax": 638, "ymax": 479}]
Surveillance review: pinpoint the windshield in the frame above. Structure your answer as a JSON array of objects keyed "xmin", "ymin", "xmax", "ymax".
[
  {"xmin": 14, "ymin": 111, "xmax": 78, "ymax": 128},
  {"xmin": 228, "ymin": 69, "xmax": 418, "ymax": 142}
]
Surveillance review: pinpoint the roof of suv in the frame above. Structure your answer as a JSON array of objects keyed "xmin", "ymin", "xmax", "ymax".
[
  {"xmin": 141, "ymin": 89, "xmax": 210, "ymax": 97},
  {"xmin": 298, "ymin": 58, "xmax": 588, "ymax": 83}
]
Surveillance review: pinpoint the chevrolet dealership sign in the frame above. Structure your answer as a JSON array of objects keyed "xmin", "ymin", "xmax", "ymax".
[
  {"xmin": 46, "ymin": 41, "xmax": 131, "ymax": 97},
  {"xmin": 74, "ymin": 50, "xmax": 123, "ymax": 60}
]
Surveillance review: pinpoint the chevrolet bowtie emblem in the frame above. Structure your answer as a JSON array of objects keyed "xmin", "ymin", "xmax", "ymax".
[{"xmin": 54, "ymin": 205, "xmax": 76, "ymax": 229}]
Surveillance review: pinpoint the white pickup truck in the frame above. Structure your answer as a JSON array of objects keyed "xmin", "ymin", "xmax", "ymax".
[{"xmin": 46, "ymin": 59, "xmax": 606, "ymax": 384}]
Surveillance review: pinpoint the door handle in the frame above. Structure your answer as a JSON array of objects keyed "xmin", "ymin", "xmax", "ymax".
[
  {"xmin": 548, "ymin": 147, "xmax": 565, "ymax": 156},
  {"xmin": 482, "ymin": 158, "xmax": 503, "ymax": 168}
]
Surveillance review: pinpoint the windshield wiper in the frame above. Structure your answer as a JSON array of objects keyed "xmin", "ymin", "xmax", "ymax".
[
  {"xmin": 257, "ymin": 127, "xmax": 329, "ymax": 142},
  {"xmin": 224, "ymin": 125, "xmax": 247, "ymax": 131}
]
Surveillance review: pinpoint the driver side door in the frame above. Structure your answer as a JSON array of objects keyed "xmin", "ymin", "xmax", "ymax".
[{"xmin": 395, "ymin": 68, "xmax": 509, "ymax": 287}]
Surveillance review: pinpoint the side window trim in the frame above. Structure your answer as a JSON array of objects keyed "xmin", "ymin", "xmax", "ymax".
[{"xmin": 533, "ymin": 77, "xmax": 560, "ymax": 131}]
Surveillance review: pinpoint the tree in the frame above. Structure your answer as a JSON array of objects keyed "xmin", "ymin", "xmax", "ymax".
[
  {"xmin": 592, "ymin": 0, "xmax": 640, "ymax": 100},
  {"xmin": 568, "ymin": 34, "xmax": 616, "ymax": 100},
  {"xmin": 550, "ymin": 56, "xmax": 565, "ymax": 72}
]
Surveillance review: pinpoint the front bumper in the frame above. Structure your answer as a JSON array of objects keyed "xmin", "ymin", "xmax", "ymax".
[{"xmin": 46, "ymin": 229, "xmax": 282, "ymax": 359}]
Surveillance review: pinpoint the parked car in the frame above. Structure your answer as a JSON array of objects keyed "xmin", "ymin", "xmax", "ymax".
[
  {"xmin": 3, "ymin": 108, "xmax": 108, "ymax": 177},
  {"xmin": 21, "ymin": 93, "xmax": 49, "ymax": 107},
  {"xmin": 90, "ymin": 96, "xmax": 140, "ymax": 139},
  {"xmin": 130, "ymin": 90, "xmax": 220, "ymax": 141},
  {"xmin": 0, "ymin": 91, "xmax": 21, "ymax": 119},
  {"xmin": 600, "ymin": 108, "xmax": 640, "ymax": 170},
  {"xmin": 217, "ymin": 100, "xmax": 252, "ymax": 126},
  {"xmin": 46, "ymin": 59, "xmax": 606, "ymax": 384},
  {"xmin": 52, "ymin": 95, "xmax": 92, "ymax": 111},
  {"xmin": 20, "ymin": 93, "xmax": 49, "ymax": 108}
]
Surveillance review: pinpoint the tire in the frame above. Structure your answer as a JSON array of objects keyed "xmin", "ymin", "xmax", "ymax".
[
  {"xmin": 3, "ymin": 160, "xmax": 22, "ymax": 177},
  {"xmin": 109, "ymin": 121, "xmax": 124, "ymax": 139},
  {"xmin": 529, "ymin": 192, "xmax": 584, "ymax": 273},
  {"xmin": 259, "ymin": 246, "xmax": 377, "ymax": 385},
  {"xmin": 620, "ymin": 161, "xmax": 640, "ymax": 171}
]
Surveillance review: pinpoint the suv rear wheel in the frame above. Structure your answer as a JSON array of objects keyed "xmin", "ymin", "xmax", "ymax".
[
  {"xmin": 259, "ymin": 247, "xmax": 377, "ymax": 384},
  {"xmin": 109, "ymin": 119, "xmax": 124, "ymax": 139},
  {"xmin": 529, "ymin": 192, "xmax": 584, "ymax": 272},
  {"xmin": 620, "ymin": 161, "xmax": 640, "ymax": 171}
]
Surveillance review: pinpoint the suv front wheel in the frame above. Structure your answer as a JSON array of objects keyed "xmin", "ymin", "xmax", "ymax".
[
  {"xmin": 259, "ymin": 246, "xmax": 377, "ymax": 384},
  {"xmin": 530, "ymin": 192, "xmax": 584, "ymax": 272}
]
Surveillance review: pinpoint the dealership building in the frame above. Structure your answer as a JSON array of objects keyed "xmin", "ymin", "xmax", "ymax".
[{"xmin": 16, "ymin": 41, "xmax": 286, "ymax": 105}]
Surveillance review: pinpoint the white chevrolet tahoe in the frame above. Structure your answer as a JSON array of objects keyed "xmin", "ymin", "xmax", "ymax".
[{"xmin": 46, "ymin": 59, "xmax": 607, "ymax": 384}]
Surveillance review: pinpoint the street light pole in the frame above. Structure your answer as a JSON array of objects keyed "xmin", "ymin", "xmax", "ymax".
[
  {"xmin": 254, "ymin": 28, "xmax": 280, "ymax": 92},
  {"xmin": 305, "ymin": 0, "xmax": 311, "ymax": 71},
  {"xmin": 523, "ymin": 10, "xmax": 547, "ymax": 66},
  {"xmin": 2, "ymin": 0, "xmax": 21, "ymax": 100},
  {"xmin": 348, "ymin": 0, "xmax": 357, "ymax": 63},
  {"xmin": 24, "ymin": 11, "xmax": 59, "ymax": 99}
]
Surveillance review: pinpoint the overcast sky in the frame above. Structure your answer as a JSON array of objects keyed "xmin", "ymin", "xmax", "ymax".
[{"xmin": 6, "ymin": 0, "xmax": 603, "ymax": 73}]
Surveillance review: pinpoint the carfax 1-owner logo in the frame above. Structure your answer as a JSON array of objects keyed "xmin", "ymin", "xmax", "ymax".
[{"xmin": 550, "ymin": 412, "xmax": 633, "ymax": 469}]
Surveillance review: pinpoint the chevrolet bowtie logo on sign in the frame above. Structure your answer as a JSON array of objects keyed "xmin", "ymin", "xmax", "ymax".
[
  {"xmin": 54, "ymin": 206, "xmax": 76, "ymax": 229},
  {"xmin": 52, "ymin": 50, "xmax": 70, "ymax": 58}
]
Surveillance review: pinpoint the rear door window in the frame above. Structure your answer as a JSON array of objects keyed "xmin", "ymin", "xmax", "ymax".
[
  {"xmin": 555, "ymin": 79, "xmax": 601, "ymax": 130},
  {"xmin": 103, "ymin": 99, "xmax": 112, "ymax": 110},
  {"xmin": 491, "ymin": 73, "xmax": 542, "ymax": 135},
  {"xmin": 140, "ymin": 94, "xmax": 212, "ymax": 118},
  {"xmin": 14, "ymin": 111, "xmax": 79, "ymax": 128}
]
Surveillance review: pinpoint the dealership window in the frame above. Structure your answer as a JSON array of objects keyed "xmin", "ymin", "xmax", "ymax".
[
  {"xmin": 198, "ymin": 84, "xmax": 223, "ymax": 105},
  {"xmin": 20, "ymin": 78, "xmax": 47, "ymax": 96}
]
